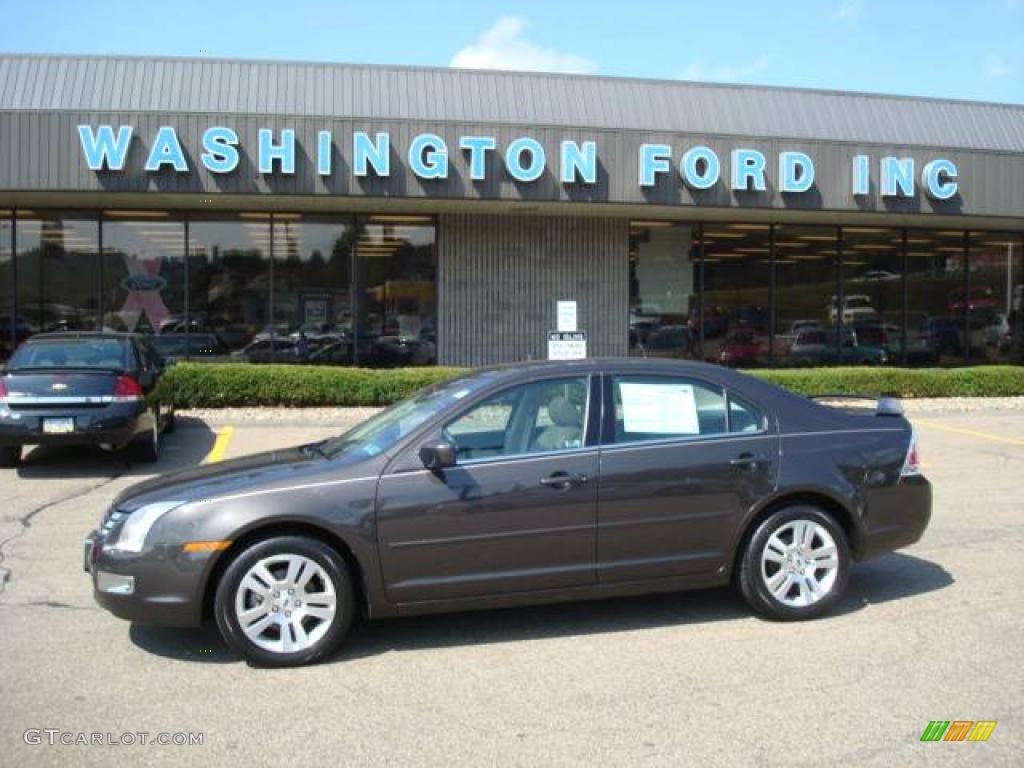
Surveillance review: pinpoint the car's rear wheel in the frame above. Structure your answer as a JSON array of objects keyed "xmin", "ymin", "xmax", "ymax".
[
  {"xmin": 0, "ymin": 445, "xmax": 20, "ymax": 468},
  {"xmin": 738, "ymin": 505, "xmax": 850, "ymax": 620},
  {"xmin": 214, "ymin": 535, "xmax": 354, "ymax": 667}
]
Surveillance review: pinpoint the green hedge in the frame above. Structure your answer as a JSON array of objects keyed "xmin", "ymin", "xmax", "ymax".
[
  {"xmin": 154, "ymin": 363, "xmax": 465, "ymax": 408},
  {"xmin": 750, "ymin": 366, "xmax": 1024, "ymax": 399},
  {"xmin": 155, "ymin": 362, "xmax": 1024, "ymax": 408}
]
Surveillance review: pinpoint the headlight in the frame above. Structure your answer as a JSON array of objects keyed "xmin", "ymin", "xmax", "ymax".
[{"xmin": 110, "ymin": 501, "xmax": 184, "ymax": 553}]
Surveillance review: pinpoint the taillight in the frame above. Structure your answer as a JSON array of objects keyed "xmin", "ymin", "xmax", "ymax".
[
  {"xmin": 901, "ymin": 432, "xmax": 922, "ymax": 477},
  {"xmin": 0, "ymin": 378, "xmax": 7, "ymax": 402},
  {"xmin": 113, "ymin": 375, "xmax": 143, "ymax": 400}
]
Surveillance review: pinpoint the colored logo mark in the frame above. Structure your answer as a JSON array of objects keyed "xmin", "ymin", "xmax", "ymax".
[{"xmin": 920, "ymin": 721, "xmax": 997, "ymax": 742}]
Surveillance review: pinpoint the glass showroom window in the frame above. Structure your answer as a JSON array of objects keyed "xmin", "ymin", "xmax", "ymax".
[
  {"xmin": 906, "ymin": 230, "xmax": 967, "ymax": 366},
  {"xmin": 701, "ymin": 223, "xmax": 771, "ymax": 368},
  {"xmin": 356, "ymin": 216, "xmax": 437, "ymax": 367},
  {"xmin": 839, "ymin": 226, "xmax": 903, "ymax": 365},
  {"xmin": 965, "ymin": 231, "xmax": 1023, "ymax": 364},
  {"xmin": 272, "ymin": 214, "xmax": 356, "ymax": 366},
  {"xmin": 100, "ymin": 211, "xmax": 186, "ymax": 342},
  {"xmin": 628, "ymin": 221, "xmax": 698, "ymax": 360},
  {"xmin": 774, "ymin": 225, "xmax": 839, "ymax": 367},
  {"xmin": 0, "ymin": 211, "xmax": 13, "ymax": 361},
  {"xmin": 188, "ymin": 213, "xmax": 271, "ymax": 360},
  {"xmin": 14, "ymin": 211, "xmax": 100, "ymax": 339}
]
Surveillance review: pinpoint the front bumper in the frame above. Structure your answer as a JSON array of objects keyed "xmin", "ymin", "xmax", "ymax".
[
  {"xmin": 0, "ymin": 402, "xmax": 147, "ymax": 447},
  {"xmin": 84, "ymin": 529, "xmax": 213, "ymax": 627}
]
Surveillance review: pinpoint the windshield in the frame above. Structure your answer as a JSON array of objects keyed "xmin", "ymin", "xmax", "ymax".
[
  {"xmin": 319, "ymin": 373, "xmax": 500, "ymax": 460},
  {"xmin": 8, "ymin": 338, "xmax": 131, "ymax": 371}
]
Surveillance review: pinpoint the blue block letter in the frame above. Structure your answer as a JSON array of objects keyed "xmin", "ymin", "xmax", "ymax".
[
  {"xmin": 852, "ymin": 154, "xmax": 870, "ymax": 196},
  {"xmin": 78, "ymin": 125, "xmax": 133, "ymax": 171},
  {"xmin": 201, "ymin": 126, "xmax": 239, "ymax": 173},
  {"xmin": 639, "ymin": 144, "xmax": 672, "ymax": 187},
  {"xmin": 460, "ymin": 136, "xmax": 496, "ymax": 181},
  {"xmin": 731, "ymin": 149, "xmax": 767, "ymax": 192},
  {"xmin": 680, "ymin": 146, "xmax": 720, "ymax": 190},
  {"xmin": 560, "ymin": 140, "xmax": 597, "ymax": 184},
  {"xmin": 921, "ymin": 158, "xmax": 958, "ymax": 200},
  {"xmin": 880, "ymin": 157, "xmax": 915, "ymax": 197},
  {"xmin": 505, "ymin": 138, "xmax": 545, "ymax": 182},
  {"xmin": 409, "ymin": 133, "xmax": 449, "ymax": 179},
  {"xmin": 779, "ymin": 151, "xmax": 815, "ymax": 193},
  {"xmin": 259, "ymin": 129, "xmax": 295, "ymax": 174},
  {"xmin": 317, "ymin": 131, "xmax": 332, "ymax": 176},
  {"xmin": 145, "ymin": 126, "xmax": 188, "ymax": 172},
  {"xmin": 353, "ymin": 132, "xmax": 390, "ymax": 177}
]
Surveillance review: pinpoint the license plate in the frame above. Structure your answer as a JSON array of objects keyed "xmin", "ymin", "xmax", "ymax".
[{"xmin": 42, "ymin": 417, "xmax": 75, "ymax": 434}]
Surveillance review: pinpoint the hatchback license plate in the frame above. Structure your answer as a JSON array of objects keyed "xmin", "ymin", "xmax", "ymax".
[{"xmin": 42, "ymin": 417, "xmax": 75, "ymax": 434}]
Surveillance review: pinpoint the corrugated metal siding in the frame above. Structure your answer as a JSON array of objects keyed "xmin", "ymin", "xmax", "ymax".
[
  {"xmin": 438, "ymin": 214, "xmax": 628, "ymax": 366},
  {"xmin": 1, "ymin": 54, "xmax": 1022, "ymax": 152}
]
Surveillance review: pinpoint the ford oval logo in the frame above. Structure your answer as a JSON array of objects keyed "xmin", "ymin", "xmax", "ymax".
[{"xmin": 121, "ymin": 273, "xmax": 166, "ymax": 292}]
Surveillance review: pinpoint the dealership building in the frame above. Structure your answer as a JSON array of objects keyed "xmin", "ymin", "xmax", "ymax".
[{"xmin": 0, "ymin": 53, "xmax": 1021, "ymax": 368}]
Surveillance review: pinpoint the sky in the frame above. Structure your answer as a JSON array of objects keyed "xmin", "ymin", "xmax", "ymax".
[{"xmin": 0, "ymin": 0, "xmax": 1021, "ymax": 104}]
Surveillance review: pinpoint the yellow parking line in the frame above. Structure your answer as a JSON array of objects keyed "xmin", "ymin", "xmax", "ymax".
[
  {"xmin": 914, "ymin": 418, "xmax": 1024, "ymax": 447},
  {"xmin": 204, "ymin": 425, "xmax": 235, "ymax": 464}
]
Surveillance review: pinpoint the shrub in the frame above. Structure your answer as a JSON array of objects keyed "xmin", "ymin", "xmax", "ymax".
[{"xmin": 155, "ymin": 362, "xmax": 1024, "ymax": 408}]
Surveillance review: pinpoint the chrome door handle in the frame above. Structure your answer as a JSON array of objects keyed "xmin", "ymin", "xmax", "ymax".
[
  {"xmin": 540, "ymin": 472, "xmax": 588, "ymax": 489},
  {"xmin": 730, "ymin": 454, "xmax": 765, "ymax": 470}
]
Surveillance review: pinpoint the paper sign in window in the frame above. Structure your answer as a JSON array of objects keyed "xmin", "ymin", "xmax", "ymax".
[{"xmin": 620, "ymin": 382, "xmax": 700, "ymax": 435}]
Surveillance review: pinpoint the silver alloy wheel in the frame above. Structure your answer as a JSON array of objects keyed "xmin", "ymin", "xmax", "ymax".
[
  {"xmin": 234, "ymin": 554, "xmax": 338, "ymax": 653},
  {"xmin": 760, "ymin": 519, "xmax": 840, "ymax": 608}
]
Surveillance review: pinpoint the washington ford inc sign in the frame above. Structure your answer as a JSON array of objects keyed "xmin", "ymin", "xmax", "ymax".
[{"xmin": 77, "ymin": 125, "xmax": 960, "ymax": 200}]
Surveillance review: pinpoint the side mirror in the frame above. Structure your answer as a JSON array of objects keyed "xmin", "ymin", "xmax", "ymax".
[{"xmin": 419, "ymin": 440, "xmax": 456, "ymax": 471}]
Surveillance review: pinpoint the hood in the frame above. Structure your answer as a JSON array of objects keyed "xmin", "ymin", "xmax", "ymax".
[{"xmin": 112, "ymin": 444, "xmax": 329, "ymax": 512}]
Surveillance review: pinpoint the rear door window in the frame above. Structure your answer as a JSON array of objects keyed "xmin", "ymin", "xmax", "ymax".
[{"xmin": 607, "ymin": 375, "xmax": 762, "ymax": 444}]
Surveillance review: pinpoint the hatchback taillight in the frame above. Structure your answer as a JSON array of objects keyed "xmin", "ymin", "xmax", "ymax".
[
  {"xmin": 113, "ymin": 375, "xmax": 143, "ymax": 399},
  {"xmin": 901, "ymin": 432, "xmax": 922, "ymax": 477},
  {"xmin": 0, "ymin": 378, "xmax": 7, "ymax": 403}
]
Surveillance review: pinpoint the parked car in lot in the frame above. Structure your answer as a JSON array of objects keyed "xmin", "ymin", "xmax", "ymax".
[
  {"xmin": 150, "ymin": 333, "xmax": 231, "ymax": 364},
  {"xmin": 828, "ymin": 294, "xmax": 877, "ymax": 325},
  {"xmin": 84, "ymin": 359, "xmax": 930, "ymax": 667},
  {"xmin": 0, "ymin": 332, "xmax": 174, "ymax": 466},
  {"xmin": 718, "ymin": 330, "xmax": 764, "ymax": 367}
]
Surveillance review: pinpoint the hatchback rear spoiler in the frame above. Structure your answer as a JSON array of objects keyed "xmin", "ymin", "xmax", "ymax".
[{"xmin": 809, "ymin": 394, "xmax": 905, "ymax": 417}]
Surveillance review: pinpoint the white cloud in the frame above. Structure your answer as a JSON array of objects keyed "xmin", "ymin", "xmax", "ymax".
[
  {"xmin": 831, "ymin": 0, "xmax": 862, "ymax": 22},
  {"xmin": 450, "ymin": 17, "xmax": 598, "ymax": 74},
  {"xmin": 986, "ymin": 54, "xmax": 1013, "ymax": 78},
  {"xmin": 679, "ymin": 55, "xmax": 771, "ymax": 84}
]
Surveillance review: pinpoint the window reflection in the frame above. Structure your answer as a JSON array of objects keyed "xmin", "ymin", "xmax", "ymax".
[
  {"xmin": 101, "ymin": 211, "xmax": 186, "ymax": 344},
  {"xmin": 273, "ymin": 214, "xmax": 356, "ymax": 366},
  {"xmin": 188, "ymin": 214, "xmax": 271, "ymax": 359},
  {"xmin": 14, "ymin": 211, "xmax": 100, "ymax": 338},
  {"xmin": 628, "ymin": 222, "xmax": 697, "ymax": 359},
  {"xmin": 774, "ymin": 225, "xmax": 840, "ymax": 366},
  {"xmin": 701, "ymin": 223, "xmax": 771, "ymax": 367},
  {"xmin": 906, "ymin": 230, "xmax": 966, "ymax": 366},
  {"xmin": 966, "ymin": 232, "xmax": 1023, "ymax": 364},
  {"xmin": 356, "ymin": 216, "xmax": 437, "ymax": 366},
  {"xmin": 839, "ymin": 227, "xmax": 903, "ymax": 365},
  {"xmin": 0, "ymin": 212, "xmax": 13, "ymax": 361}
]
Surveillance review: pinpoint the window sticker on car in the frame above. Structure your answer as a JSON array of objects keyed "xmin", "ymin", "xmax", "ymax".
[{"xmin": 620, "ymin": 382, "xmax": 700, "ymax": 435}]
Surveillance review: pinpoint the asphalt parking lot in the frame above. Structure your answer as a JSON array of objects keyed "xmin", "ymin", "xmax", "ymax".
[{"xmin": 1, "ymin": 407, "xmax": 1021, "ymax": 767}]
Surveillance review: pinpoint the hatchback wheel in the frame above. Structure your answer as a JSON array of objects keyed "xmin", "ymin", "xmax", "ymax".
[
  {"xmin": 738, "ymin": 505, "xmax": 850, "ymax": 620},
  {"xmin": 214, "ymin": 536, "xmax": 354, "ymax": 667}
]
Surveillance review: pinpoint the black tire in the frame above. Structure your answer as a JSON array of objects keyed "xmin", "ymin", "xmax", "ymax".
[
  {"xmin": 214, "ymin": 535, "xmax": 355, "ymax": 667},
  {"xmin": 0, "ymin": 445, "xmax": 20, "ymax": 468},
  {"xmin": 163, "ymin": 407, "xmax": 176, "ymax": 434},
  {"xmin": 737, "ymin": 505, "xmax": 851, "ymax": 621},
  {"xmin": 132, "ymin": 411, "xmax": 160, "ymax": 463}
]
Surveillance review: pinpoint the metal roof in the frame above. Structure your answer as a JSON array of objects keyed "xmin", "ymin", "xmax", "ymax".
[{"xmin": 1, "ymin": 53, "xmax": 1023, "ymax": 152}]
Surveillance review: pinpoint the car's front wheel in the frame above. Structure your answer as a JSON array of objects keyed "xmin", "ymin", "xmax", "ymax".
[
  {"xmin": 214, "ymin": 536, "xmax": 355, "ymax": 667},
  {"xmin": 738, "ymin": 505, "xmax": 850, "ymax": 620}
]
